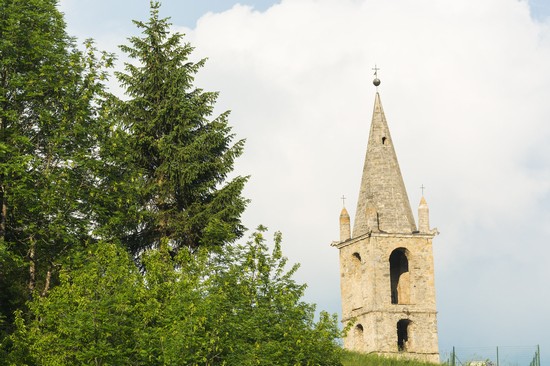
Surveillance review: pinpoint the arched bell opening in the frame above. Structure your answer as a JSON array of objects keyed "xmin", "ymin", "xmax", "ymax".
[{"xmin": 389, "ymin": 248, "xmax": 410, "ymax": 304}]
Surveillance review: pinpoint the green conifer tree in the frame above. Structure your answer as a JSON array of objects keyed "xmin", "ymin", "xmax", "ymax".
[{"xmin": 116, "ymin": 2, "xmax": 248, "ymax": 254}]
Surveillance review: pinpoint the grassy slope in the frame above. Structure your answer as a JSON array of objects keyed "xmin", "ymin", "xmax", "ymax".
[{"xmin": 341, "ymin": 350, "xmax": 443, "ymax": 366}]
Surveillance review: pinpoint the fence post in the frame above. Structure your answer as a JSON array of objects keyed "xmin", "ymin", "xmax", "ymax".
[{"xmin": 452, "ymin": 346, "xmax": 456, "ymax": 366}]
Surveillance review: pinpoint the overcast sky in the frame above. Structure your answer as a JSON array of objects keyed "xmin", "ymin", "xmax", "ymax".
[{"xmin": 59, "ymin": 0, "xmax": 550, "ymax": 363}]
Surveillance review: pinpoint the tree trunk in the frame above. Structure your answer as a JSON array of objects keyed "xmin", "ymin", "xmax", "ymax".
[
  {"xmin": 41, "ymin": 266, "xmax": 52, "ymax": 297},
  {"xmin": 0, "ymin": 184, "xmax": 6, "ymax": 240},
  {"xmin": 0, "ymin": 110, "xmax": 6, "ymax": 241},
  {"xmin": 28, "ymin": 239, "xmax": 36, "ymax": 295}
]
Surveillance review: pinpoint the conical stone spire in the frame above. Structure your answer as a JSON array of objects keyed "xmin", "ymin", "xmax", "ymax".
[{"xmin": 353, "ymin": 92, "xmax": 417, "ymax": 236}]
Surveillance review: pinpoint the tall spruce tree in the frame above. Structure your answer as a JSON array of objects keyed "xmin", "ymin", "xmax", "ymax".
[
  {"xmin": 116, "ymin": 2, "xmax": 248, "ymax": 254},
  {"xmin": 0, "ymin": 0, "xmax": 112, "ymax": 339}
]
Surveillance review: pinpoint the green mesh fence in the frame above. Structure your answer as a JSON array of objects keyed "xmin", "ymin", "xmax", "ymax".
[{"xmin": 445, "ymin": 345, "xmax": 540, "ymax": 366}]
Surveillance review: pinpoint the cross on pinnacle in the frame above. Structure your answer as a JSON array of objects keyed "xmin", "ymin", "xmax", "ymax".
[
  {"xmin": 341, "ymin": 195, "xmax": 346, "ymax": 207},
  {"xmin": 420, "ymin": 184, "xmax": 425, "ymax": 196}
]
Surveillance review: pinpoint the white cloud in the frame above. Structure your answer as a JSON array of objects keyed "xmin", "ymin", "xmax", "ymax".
[{"xmin": 180, "ymin": 0, "xmax": 550, "ymax": 360}]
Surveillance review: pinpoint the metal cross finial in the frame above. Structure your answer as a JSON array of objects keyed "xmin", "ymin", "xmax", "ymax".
[
  {"xmin": 341, "ymin": 195, "xmax": 346, "ymax": 207},
  {"xmin": 372, "ymin": 65, "xmax": 380, "ymax": 78},
  {"xmin": 420, "ymin": 184, "xmax": 425, "ymax": 196},
  {"xmin": 372, "ymin": 65, "xmax": 381, "ymax": 88}
]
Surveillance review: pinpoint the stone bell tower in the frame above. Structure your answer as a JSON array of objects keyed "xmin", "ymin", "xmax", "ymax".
[{"xmin": 332, "ymin": 76, "xmax": 439, "ymax": 363}]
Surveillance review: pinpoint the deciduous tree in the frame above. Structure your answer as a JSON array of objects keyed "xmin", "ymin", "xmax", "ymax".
[
  {"xmin": 10, "ymin": 229, "xmax": 343, "ymax": 365},
  {"xmin": 0, "ymin": 0, "xmax": 113, "ymax": 340},
  {"xmin": 8, "ymin": 243, "xmax": 145, "ymax": 365}
]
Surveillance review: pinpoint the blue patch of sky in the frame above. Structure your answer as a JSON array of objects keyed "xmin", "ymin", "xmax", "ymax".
[
  {"xmin": 528, "ymin": 0, "xmax": 550, "ymax": 21},
  {"xmin": 163, "ymin": 0, "xmax": 280, "ymax": 27},
  {"xmin": 62, "ymin": 0, "xmax": 548, "ymax": 40},
  {"xmin": 61, "ymin": 0, "xmax": 280, "ymax": 40}
]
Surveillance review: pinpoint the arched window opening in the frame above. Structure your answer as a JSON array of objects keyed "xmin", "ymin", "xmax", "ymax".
[
  {"xmin": 353, "ymin": 324, "xmax": 364, "ymax": 349},
  {"xmin": 390, "ymin": 248, "xmax": 410, "ymax": 304},
  {"xmin": 382, "ymin": 136, "xmax": 387, "ymax": 145},
  {"xmin": 354, "ymin": 324, "xmax": 364, "ymax": 339},
  {"xmin": 397, "ymin": 319, "xmax": 411, "ymax": 351},
  {"xmin": 352, "ymin": 252, "xmax": 361, "ymax": 262}
]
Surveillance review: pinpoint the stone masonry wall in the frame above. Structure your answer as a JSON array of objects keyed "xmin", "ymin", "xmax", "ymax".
[{"xmin": 337, "ymin": 232, "xmax": 439, "ymax": 362}]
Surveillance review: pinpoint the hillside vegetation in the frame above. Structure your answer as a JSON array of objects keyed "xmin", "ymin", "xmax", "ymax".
[{"xmin": 341, "ymin": 350, "xmax": 443, "ymax": 366}]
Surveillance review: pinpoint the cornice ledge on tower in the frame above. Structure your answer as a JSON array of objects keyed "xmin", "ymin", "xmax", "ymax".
[
  {"xmin": 372, "ymin": 231, "xmax": 438, "ymax": 239},
  {"xmin": 342, "ymin": 308, "xmax": 438, "ymax": 322},
  {"xmin": 331, "ymin": 232, "xmax": 372, "ymax": 249},
  {"xmin": 332, "ymin": 230, "xmax": 437, "ymax": 249}
]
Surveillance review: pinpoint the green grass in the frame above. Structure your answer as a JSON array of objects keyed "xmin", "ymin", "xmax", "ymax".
[{"xmin": 341, "ymin": 350, "xmax": 443, "ymax": 366}]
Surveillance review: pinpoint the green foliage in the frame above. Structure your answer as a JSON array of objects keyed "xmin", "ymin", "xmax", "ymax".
[
  {"xmin": 194, "ymin": 226, "xmax": 343, "ymax": 365},
  {"xmin": 8, "ymin": 243, "xmax": 144, "ymax": 365},
  {"xmin": 0, "ymin": 0, "xmax": 114, "ymax": 340},
  {"xmin": 9, "ymin": 229, "xmax": 343, "ymax": 365},
  {"xmin": 114, "ymin": 1, "xmax": 248, "ymax": 254},
  {"xmin": 341, "ymin": 350, "xmax": 442, "ymax": 366},
  {"xmin": 1, "ymin": 0, "xmax": 248, "ymax": 351},
  {"xmin": 1, "ymin": 2, "xmax": 343, "ymax": 365}
]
